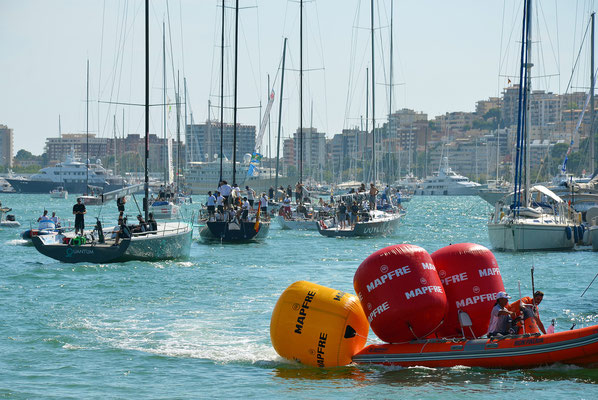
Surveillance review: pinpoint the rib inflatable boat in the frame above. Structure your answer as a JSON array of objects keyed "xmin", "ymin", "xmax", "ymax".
[{"xmin": 352, "ymin": 325, "xmax": 598, "ymax": 369}]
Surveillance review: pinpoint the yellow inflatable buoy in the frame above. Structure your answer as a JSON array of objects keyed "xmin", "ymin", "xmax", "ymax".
[{"xmin": 270, "ymin": 281, "xmax": 369, "ymax": 368}]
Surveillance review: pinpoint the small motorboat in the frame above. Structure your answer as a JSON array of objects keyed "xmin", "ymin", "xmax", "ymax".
[
  {"xmin": 276, "ymin": 215, "xmax": 318, "ymax": 230},
  {"xmin": 32, "ymin": 235, "xmax": 131, "ymax": 264},
  {"xmin": 317, "ymin": 210, "xmax": 402, "ymax": 238},
  {"xmin": 150, "ymin": 200, "xmax": 181, "ymax": 220},
  {"xmin": 50, "ymin": 187, "xmax": 68, "ymax": 199},
  {"xmin": 352, "ymin": 325, "xmax": 598, "ymax": 369},
  {"xmin": 0, "ymin": 207, "xmax": 20, "ymax": 227},
  {"xmin": 79, "ymin": 194, "xmax": 103, "ymax": 206}
]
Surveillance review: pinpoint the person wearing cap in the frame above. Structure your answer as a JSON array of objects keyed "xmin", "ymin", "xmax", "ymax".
[
  {"xmin": 487, "ymin": 291, "xmax": 516, "ymax": 337},
  {"xmin": 507, "ymin": 291, "xmax": 546, "ymax": 334}
]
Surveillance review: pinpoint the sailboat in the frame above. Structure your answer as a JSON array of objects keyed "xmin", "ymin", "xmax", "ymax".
[
  {"xmin": 318, "ymin": 0, "xmax": 402, "ymax": 238},
  {"xmin": 149, "ymin": 24, "xmax": 181, "ymax": 220},
  {"xmin": 199, "ymin": 0, "xmax": 270, "ymax": 243},
  {"xmin": 487, "ymin": 0, "xmax": 578, "ymax": 251},
  {"xmin": 32, "ymin": 0, "xmax": 193, "ymax": 263}
]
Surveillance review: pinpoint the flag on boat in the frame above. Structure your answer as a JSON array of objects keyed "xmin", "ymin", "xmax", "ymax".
[
  {"xmin": 254, "ymin": 202, "xmax": 261, "ymax": 232},
  {"xmin": 247, "ymin": 152, "xmax": 263, "ymax": 177}
]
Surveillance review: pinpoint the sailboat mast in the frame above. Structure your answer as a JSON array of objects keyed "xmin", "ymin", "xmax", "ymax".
[
  {"xmin": 184, "ymin": 77, "xmax": 188, "ymax": 183},
  {"xmin": 365, "ymin": 67, "xmax": 369, "ymax": 183},
  {"xmin": 144, "ymin": 0, "xmax": 149, "ymax": 221},
  {"xmin": 176, "ymin": 71, "xmax": 181, "ymax": 193},
  {"xmin": 299, "ymin": 0, "xmax": 304, "ymax": 184},
  {"xmin": 86, "ymin": 59, "xmax": 89, "ymax": 194},
  {"xmin": 232, "ymin": 0, "xmax": 239, "ymax": 185},
  {"xmin": 591, "ymin": 12, "xmax": 595, "ymax": 175},
  {"xmin": 275, "ymin": 38, "xmax": 288, "ymax": 191},
  {"xmin": 388, "ymin": 0, "xmax": 394, "ymax": 184},
  {"xmin": 113, "ymin": 114, "xmax": 117, "ymax": 178},
  {"xmin": 219, "ymin": 0, "xmax": 225, "ymax": 183},
  {"xmin": 524, "ymin": 0, "xmax": 532, "ymax": 206},
  {"xmin": 370, "ymin": 0, "xmax": 376, "ymax": 183},
  {"xmin": 268, "ymin": 74, "xmax": 272, "ymax": 180},
  {"xmin": 163, "ymin": 22, "xmax": 167, "ymax": 186}
]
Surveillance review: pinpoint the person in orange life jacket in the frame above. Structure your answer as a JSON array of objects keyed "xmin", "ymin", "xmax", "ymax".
[
  {"xmin": 487, "ymin": 291, "xmax": 517, "ymax": 337},
  {"xmin": 507, "ymin": 291, "xmax": 546, "ymax": 334}
]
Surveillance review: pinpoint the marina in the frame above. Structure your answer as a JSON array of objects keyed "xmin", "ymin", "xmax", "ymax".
[
  {"xmin": 2, "ymin": 194, "xmax": 598, "ymax": 397},
  {"xmin": 3, "ymin": 0, "xmax": 598, "ymax": 398}
]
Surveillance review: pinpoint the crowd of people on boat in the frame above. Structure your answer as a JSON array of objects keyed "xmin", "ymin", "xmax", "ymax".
[
  {"xmin": 204, "ymin": 181, "xmax": 269, "ymax": 223},
  {"xmin": 275, "ymin": 181, "xmax": 405, "ymax": 229}
]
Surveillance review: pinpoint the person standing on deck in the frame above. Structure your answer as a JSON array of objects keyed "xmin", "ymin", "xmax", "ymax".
[
  {"xmin": 72, "ymin": 198, "xmax": 86, "ymax": 236},
  {"xmin": 246, "ymin": 186, "xmax": 256, "ymax": 209},
  {"xmin": 259, "ymin": 193, "xmax": 269, "ymax": 219},
  {"xmin": 206, "ymin": 191, "xmax": 216, "ymax": 221},
  {"xmin": 369, "ymin": 183, "xmax": 379, "ymax": 210}
]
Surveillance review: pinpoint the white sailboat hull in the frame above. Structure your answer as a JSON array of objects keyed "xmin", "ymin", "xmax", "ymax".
[
  {"xmin": 276, "ymin": 216, "xmax": 318, "ymax": 230},
  {"xmin": 122, "ymin": 222, "xmax": 193, "ymax": 260},
  {"xmin": 488, "ymin": 221, "xmax": 574, "ymax": 251}
]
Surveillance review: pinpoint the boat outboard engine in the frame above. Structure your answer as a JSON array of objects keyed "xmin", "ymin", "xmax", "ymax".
[{"xmin": 6, "ymin": 215, "xmax": 15, "ymax": 222}]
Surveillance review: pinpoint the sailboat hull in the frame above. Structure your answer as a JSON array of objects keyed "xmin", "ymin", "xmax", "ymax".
[
  {"xmin": 121, "ymin": 225, "xmax": 193, "ymax": 261},
  {"xmin": 317, "ymin": 213, "xmax": 401, "ymax": 237},
  {"xmin": 488, "ymin": 222, "xmax": 574, "ymax": 251},
  {"xmin": 276, "ymin": 216, "xmax": 318, "ymax": 230},
  {"xmin": 199, "ymin": 220, "xmax": 270, "ymax": 242}
]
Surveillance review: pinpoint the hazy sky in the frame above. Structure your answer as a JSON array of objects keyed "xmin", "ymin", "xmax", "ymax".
[{"xmin": 1, "ymin": 0, "xmax": 596, "ymax": 155}]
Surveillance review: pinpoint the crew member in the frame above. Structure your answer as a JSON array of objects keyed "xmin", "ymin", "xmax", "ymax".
[
  {"xmin": 241, "ymin": 197, "xmax": 250, "ymax": 221},
  {"xmin": 206, "ymin": 191, "xmax": 216, "ymax": 220},
  {"xmin": 507, "ymin": 290, "xmax": 546, "ymax": 334},
  {"xmin": 72, "ymin": 198, "xmax": 86, "ymax": 236},
  {"xmin": 246, "ymin": 185, "xmax": 256, "ymax": 209},
  {"xmin": 147, "ymin": 213, "xmax": 158, "ymax": 231},
  {"xmin": 117, "ymin": 196, "xmax": 126, "ymax": 213},
  {"xmin": 259, "ymin": 193, "xmax": 268, "ymax": 218},
  {"xmin": 487, "ymin": 291, "xmax": 516, "ymax": 337}
]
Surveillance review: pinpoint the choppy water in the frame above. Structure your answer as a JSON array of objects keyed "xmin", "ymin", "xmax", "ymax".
[{"xmin": 1, "ymin": 194, "xmax": 598, "ymax": 399}]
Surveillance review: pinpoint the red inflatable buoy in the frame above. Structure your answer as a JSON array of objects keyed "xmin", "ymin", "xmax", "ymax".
[
  {"xmin": 432, "ymin": 243, "xmax": 505, "ymax": 338},
  {"xmin": 354, "ymin": 244, "xmax": 448, "ymax": 343}
]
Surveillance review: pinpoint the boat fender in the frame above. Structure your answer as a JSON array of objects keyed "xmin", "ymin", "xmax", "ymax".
[
  {"xmin": 578, "ymin": 225, "xmax": 585, "ymax": 243},
  {"xmin": 432, "ymin": 243, "xmax": 506, "ymax": 339},
  {"xmin": 565, "ymin": 226, "xmax": 572, "ymax": 240},
  {"xmin": 354, "ymin": 244, "xmax": 448, "ymax": 343},
  {"xmin": 270, "ymin": 281, "xmax": 369, "ymax": 368},
  {"xmin": 573, "ymin": 226, "xmax": 579, "ymax": 243}
]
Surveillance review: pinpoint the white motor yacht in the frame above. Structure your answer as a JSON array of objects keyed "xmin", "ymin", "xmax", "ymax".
[{"xmin": 415, "ymin": 158, "xmax": 483, "ymax": 196}]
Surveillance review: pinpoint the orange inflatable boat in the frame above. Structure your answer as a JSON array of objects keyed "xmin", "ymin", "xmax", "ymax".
[{"xmin": 352, "ymin": 325, "xmax": 598, "ymax": 369}]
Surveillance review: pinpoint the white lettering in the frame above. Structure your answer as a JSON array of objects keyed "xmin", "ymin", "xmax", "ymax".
[
  {"xmin": 455, "ymin": 292, "xmax": 499, "ymax": 308},
  {"xmin": 405, "ymin": 285, "xmax": 443, "ymax": 300},
  {"xmin": 441, "ymin": 272, "xmax": 469, "ymax": 286},
  {"xmin": 479, "ymin": 267, "xmax": 501, "ymax": 277},
  {"xmin": 365, "ymin": 266, "xmax": 412, "ymax": 292},
  {"xmin": 367, "ymin": 301, "xmax": 390, "ymax": 323},
  {"xmin": 422, "ymin": 262, "xmax": 436, "ymax": 271}
]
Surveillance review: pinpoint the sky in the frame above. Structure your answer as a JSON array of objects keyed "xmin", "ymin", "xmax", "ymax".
[{"xmin": 1, "ymin": 0, "xmax": 597, "ymax": 156}]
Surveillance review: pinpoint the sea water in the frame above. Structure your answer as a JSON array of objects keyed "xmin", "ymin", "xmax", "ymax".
[{"xmin": 1, "ymin": 194, "xmax": 598, "ymax": 399}]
